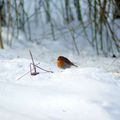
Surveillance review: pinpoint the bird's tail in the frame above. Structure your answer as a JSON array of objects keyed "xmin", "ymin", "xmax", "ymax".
[{"xmin": 73, "ymin": 63, "xmax": 78, "ymax": 67}]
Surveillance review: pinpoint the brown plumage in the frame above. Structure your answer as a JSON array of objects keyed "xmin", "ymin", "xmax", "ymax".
[{"xmin": 57, "ymin": 56, "xmax": 78, "ymax": 69}]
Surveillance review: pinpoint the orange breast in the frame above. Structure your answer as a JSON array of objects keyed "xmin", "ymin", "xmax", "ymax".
[{"xmin": 57, "ymin": 59, "xmax": 64, "ymax": 68}]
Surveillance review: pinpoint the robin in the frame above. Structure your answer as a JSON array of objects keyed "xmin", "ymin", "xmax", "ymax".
[{"xmin": 57, "ymin": 56, "xmax": 78, "ymax": 69}]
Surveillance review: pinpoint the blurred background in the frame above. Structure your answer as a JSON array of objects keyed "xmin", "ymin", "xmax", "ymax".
[{"xmin": 0, "ymin": 0, "xmax": 120, "ymax": 56}]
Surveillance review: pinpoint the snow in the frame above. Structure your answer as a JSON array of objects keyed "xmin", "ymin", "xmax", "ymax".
[
  {"xmin": 0, "ymin": 1, "xmax": 120, "ymax": 120},
  {"xmin": 0, "ymin": 43, "xmax": 120, "ymax": 120}
]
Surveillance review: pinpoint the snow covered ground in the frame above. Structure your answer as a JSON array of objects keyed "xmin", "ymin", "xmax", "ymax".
[{"xmin": 0, "ymin": 35, "xmax": 120, "ymax": 120}]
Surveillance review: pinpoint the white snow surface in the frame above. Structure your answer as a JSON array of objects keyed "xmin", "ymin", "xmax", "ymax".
[{"xmin": 0, "ymin": 37, "xmax": 120, "ymax": 120}]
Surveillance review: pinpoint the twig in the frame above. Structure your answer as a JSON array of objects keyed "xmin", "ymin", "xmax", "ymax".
[
  {"xmin": 17, "ymin": 70, "xmax": 31, "ymax": 80},
  {"xmin": 31, "ymin": 63, "xmax": 53, "ymax": 73},
  {"xmin": 17, "ymin": 63, "xmax": 53, "ymax": 80},
  {"xmin": 17, "ymin": 50, "xmax": 53, "ymax": 80},
  {"xmin": 29, "ymin": 50, "xmax": 39, "ymax": 75}
]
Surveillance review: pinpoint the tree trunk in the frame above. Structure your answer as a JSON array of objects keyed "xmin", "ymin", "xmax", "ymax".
[
  {"xmin": 114, "ymin": 0, "xmax": 120, "ymax": 19},
  {"xmin": 0, "ymin": 26, "xmax": 4, "ymax": 49},
  {"xmin": 0, "ymin": 3, "xmax": 4, "ymax": 48}
]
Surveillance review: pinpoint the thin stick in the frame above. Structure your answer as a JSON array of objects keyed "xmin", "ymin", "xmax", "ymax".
[
  {"xmin": 29, "ymin": 50, "xmax": 37, "ymax": 74},
  {"xmin": 17, "ymin": 70, "xmax": 31, "ymax": 80},
  {"xmin": 31, "ymin": 63, "xmax": 53, "ymax": 73}
]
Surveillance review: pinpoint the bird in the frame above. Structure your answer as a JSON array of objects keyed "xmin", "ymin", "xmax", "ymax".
[{"xmin": 57, "ymin": 56, "xmax": 78, "ymax": 69}]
